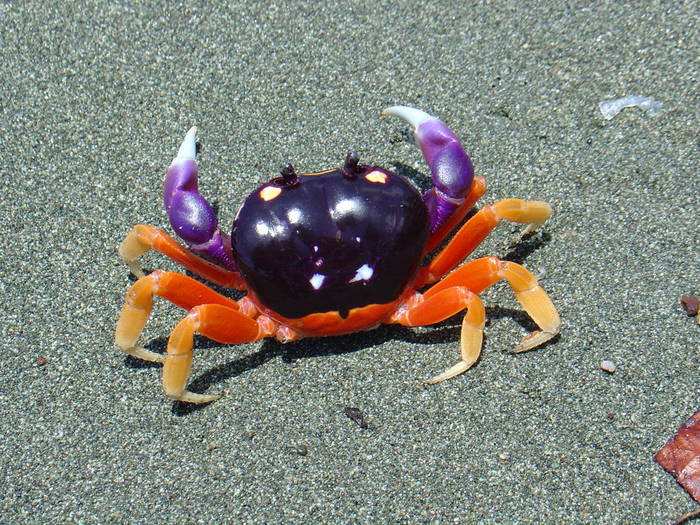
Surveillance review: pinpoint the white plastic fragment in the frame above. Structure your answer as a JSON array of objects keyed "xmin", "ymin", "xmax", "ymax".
[{"xmin": 598, "ymin": 96, "xmax": 664, "ymax": 120}]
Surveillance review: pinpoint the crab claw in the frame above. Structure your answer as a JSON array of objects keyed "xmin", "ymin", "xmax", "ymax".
[
  {"xmin": 163, "ymin": 128, "xmax": 237, "ymax": 270},
  {"xmin": 176, "ymin": 126, "xmax": 198, "ymax": 160},
  {"xmin": 383, "ymin": 106, "xmax": 474, "ymax": 233}
]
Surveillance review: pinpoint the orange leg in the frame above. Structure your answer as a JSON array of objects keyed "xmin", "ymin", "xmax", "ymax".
[
  {"xmin": 418, "ymin": 198, "xmax": 552, "ymax": 286},
  {"xmin": 391, "ymin": 287, "xmax": 486, "ymax": 383},
  {"xmin": 115, "ymin": 270, "xmax": 243, "ymax": 363},
  {"xmin": 165, "ymin": 304, "xmax": 276, "ymax": 403},
  {"xmin": 119, "ymin": 224, "xmax": 245, "ymax": 289},
  {"xmin": 394, "ymin": 257, "xmax": 560, "ymax": 382},
  {"xmin": 428, "ymin": 256, "xmax": 560, "ymax": 352}
]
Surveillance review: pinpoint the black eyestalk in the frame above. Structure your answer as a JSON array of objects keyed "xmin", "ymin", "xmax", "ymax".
[
  {"xmin": 275, "ymin": 163, "xmax": 299, "ymax": 188},
  {"xmin": 342, "ymin": 152, "xmax": 361, "ymax": 179}
]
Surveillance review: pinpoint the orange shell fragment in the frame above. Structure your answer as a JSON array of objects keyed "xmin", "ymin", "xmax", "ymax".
[{"xmin": 655, "ymin": 410, "xmax": 700, "ymax": 503}]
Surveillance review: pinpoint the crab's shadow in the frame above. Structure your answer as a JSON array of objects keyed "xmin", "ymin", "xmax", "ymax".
[
  {"xmin": 391, "ymin": 161, "xmax": 431, "ymax": 194},
  {"xmin": 125, "ymin": 304, "xmax": 550, "ymax": 416}
]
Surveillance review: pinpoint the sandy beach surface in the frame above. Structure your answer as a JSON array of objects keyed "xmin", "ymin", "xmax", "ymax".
[{"xmin": 1, "ymin": 1, "xmax": 698, "ymax": 523}]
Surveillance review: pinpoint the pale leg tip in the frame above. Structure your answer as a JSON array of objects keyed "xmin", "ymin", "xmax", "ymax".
[
  {"xmin": 125, "ymin": 260, "xmax": 145, "ymax": 278},
  {"xmin": 425, "ymin": 360, "xmax": 472, "ymax": 384},
  {"xmin": 520, "ymin": 222, "xmax": 543, "ymax": 236},
  {"xmin": 511, "ymin": 330, "xmax": 557, "ymax": 353},
  {"xmin": 119, "ymin": 345, "xmax": 165, "ymax": 363},
  {"xmin": 172, "ymin": 390, "xmax": 224, "ymax": 404}
]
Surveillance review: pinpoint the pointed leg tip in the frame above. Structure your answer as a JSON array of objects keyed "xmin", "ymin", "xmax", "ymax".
[
  {"xmin": 520, "ymin": 223, "xmax": 543, "ymax": 236},
  {"xmin": 425, "ymin": 361, "xmax": 472, "ymax": 384},
  {"xmin": 119, "ymin": 345, "xmax": 165, "ymax": 363},
  {"xmin": 511, "ymin": 330, "xmax": 558, "ymax": 353},
  {"xmin": 124, "ymin": 260, "xmax": 145, "ymax": 278},
  {"xmin": 174, "ymin": 390, "xmax": 225, "ymax": 404}
]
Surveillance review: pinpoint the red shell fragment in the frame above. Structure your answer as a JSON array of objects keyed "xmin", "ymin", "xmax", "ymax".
[
  {"xmin": 680, "ymin": 296, "xmax": 699, "ymax": 317},
  {"xmin": 655, "ymin": 410, "xmax": 700, "ymax": 503}
]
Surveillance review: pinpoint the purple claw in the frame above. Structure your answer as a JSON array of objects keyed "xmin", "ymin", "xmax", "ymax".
[
  {"xmin": 163, "ymin": 127, "xmax": 237, "ymax": 271},
  {"xmin": 383, "ymin": 106, "xmax": 474, "ymax": 233}
]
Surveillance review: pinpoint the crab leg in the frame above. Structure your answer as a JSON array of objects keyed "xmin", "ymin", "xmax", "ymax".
[
  {"xmin": 427, "ymin": 256, "xmax": 560, "ymax": 351},
  {"xmin": 383, "ymin": 106, "xmax": 474, "ymax": 234},
  {"xmin": 119, "ymin": 224, "xmax": 245, "ymax": 288},
  {"xmin": 394, "ymin": 257, "xmax": 558, "ymax": 382},
  {"xmin": 164, "ymin": 304, "xmax": 275, "ymax": 403},
  {"xmin": 115, "ymin": 270, "xmax": 242, "ymax": 363},
  {"xmin": 391, "ymin": 287, "xmax": 486, "ymax": 383},
  {"xmin": 417, "ymin": 198, "xmax": 552, "ymax": 286},
  {"xmin": 163, "ymin": 127, "xmax": 237, "ymax": 271}
]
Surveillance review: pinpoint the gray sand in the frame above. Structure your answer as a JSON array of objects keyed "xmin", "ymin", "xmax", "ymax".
[{"xmin": 1, "ymin": 1, "xmax": 698, "ymax": 523}]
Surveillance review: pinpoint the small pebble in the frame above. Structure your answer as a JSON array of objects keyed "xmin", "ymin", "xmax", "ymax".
[
  {"xmin": 600, "ymin": 360, "xmax": 616, "ymax": 373},
  {"xmin": 344, "ymin": 406, "xmax": 369, "ymax": 429},
  {"xmin": 533, "ymin": 267, "xmax": 547, "ymax": 281},
  {"xmin": 36, "ymin": 356, "xmax": 47, "ymax": 366}
]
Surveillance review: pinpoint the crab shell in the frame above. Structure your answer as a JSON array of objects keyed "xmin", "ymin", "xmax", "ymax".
[{"xmin": 232, "ymin": 166, "xmax": 430, "ymax": 324}]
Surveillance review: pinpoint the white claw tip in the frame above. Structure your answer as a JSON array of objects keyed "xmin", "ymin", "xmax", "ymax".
[
  {"xmin": 382, "ymin": 105, "xmax": 434, "ymax": 129},
  {"xmin": 176, "ymin": 126, "xmax": 198, "ymax": 161}
]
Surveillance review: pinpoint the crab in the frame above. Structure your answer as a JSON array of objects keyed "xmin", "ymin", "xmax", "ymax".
[{"xmin": 115, "ymin": 106, "xmax": 560, "ymax": 403}]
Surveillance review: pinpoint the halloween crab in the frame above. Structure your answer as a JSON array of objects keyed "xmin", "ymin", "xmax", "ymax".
[{"xmin": 115, "ymin": 106, "xmax": 560, "ymax": 403}]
